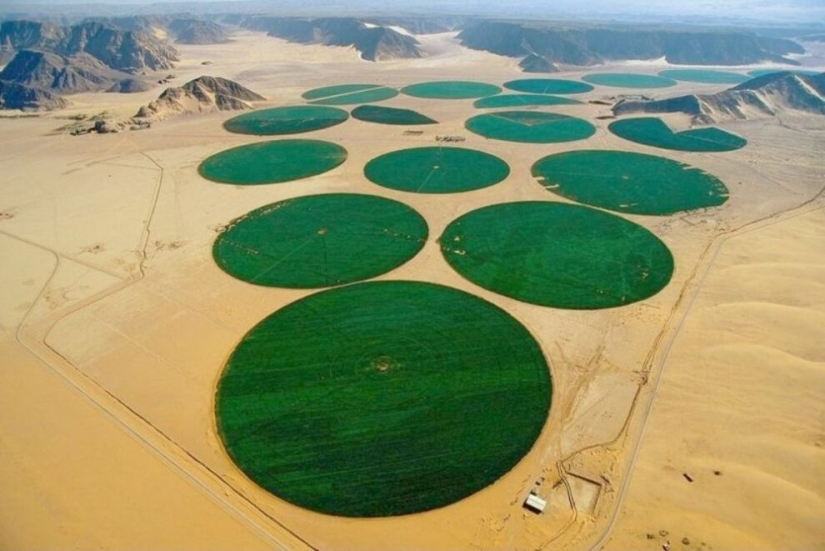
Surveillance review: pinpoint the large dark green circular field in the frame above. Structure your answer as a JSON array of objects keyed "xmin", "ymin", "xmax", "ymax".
[
  {"xmin": 223, "ymin": 105, "xmax": 349, "ymax": 135},
  {"xmin": 351, "ymin": 105, "xmax": 436, "ymax": 125},
  {"xmin": 198, "ymin": 139, "xmax": 347, "ymax": 185},
  {"xmin": 503, "ymin": 78, "xmax": 594, "ymax": 95},
  {"xmin": 303, "ymin": 84, "xmax": 399, "ymax": 106},
  {"xmin": 215, "ymin": 281, "xmax": 552, "ymax": 517},
  {"xmin": 465, "ymin": 111, "xmax": 595, "ymax": 143},
  {"xmin": 364, "ymin": 146, "xmax": 510, "ymax": 193},
  {"xmin": 474, "ymin": 94, "xmax": 581, "ymax": 109},
  {"xmin": 213, "ymin": 194, "xmax": 427, "ymax": 288},
  {"xmin": 401, "ymin": 81, "xmax": 502, "ymax": 99},
  {"xmin": 532, "ymin": 150, "xmax": 729, "ymax": 215},
  {"xmin": 440, "ymin": 202, "xmax": 674, "ymax": 309},
  {"xmin": 609, "ymin": 117, "xmax": 747, "ymax": 152}
]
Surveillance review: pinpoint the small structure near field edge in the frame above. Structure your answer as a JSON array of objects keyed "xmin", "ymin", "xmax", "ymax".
[{"xmin": 524, "ymin": 492, "xmax": 547, "ymax": 514}]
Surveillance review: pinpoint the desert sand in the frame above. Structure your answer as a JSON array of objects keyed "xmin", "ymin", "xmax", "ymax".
[{"xmin": 0, "ymin": 30, "xmax": 822, "ymax": 550}]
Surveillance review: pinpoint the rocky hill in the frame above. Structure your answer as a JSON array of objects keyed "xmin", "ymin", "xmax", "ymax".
[
  {"xmin": 84, "ymin": 16, "xmax": 230, "ymax": 46},
  {"xmin": 250, "ymin": 17, "xmax": 421, "ymax": 61},
  {"xmin": 168, "ymin": 19, "xmax": 229, "ymax": 45},
  {"xmin": 459, "ymin": 21, "xmax": 805, "ymax": 69},
  {"xmin": 0, "ymin": 20, "xmax": 179, "ymax": 72},
  {"xmin": 613, "ymin": 72, "xmax": 825, "ymax": 123},
  {"xmin": 0, "ymin": 79, "xmax": 67, "ymax": 110},
  {"xmin": 519, "ymin": 53, "xmax": 559, "ymax": 73},
  {"xmin": 135, "ymin": 76, "xmax": 264, "ymax": 120},
  {"xmin": 0, "ymin": 49, "xmax": 122, "ymax": 93}
]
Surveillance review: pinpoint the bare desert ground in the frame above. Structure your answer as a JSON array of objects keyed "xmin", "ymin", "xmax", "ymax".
[{"xmin": 0, "ymin": 30, "xmax": 822, "ymax": 550}]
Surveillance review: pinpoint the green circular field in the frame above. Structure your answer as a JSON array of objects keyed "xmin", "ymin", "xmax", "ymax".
[
  {"xmin": 401, "ymin": 81, "xmax": 502, "ymax": 99},
  {"xmin": 440, "ymin": 202, "xmax": 674, "ymax": 309},
  {"xmin": 365, "ymin": 146, "xmax": 509, "ymax": 193},
  {"xmin": 465, "ymin": 111, "xmax": 595, "ymax": 143},
  {"xmin": 224, "ymin": 106, "xmax": 349, "ymax": 135},
  {"xmin": 213, "ymin": 194, "xmax": 426, "ymax": 287},
  {"xmin": 747, "ymin": 68, "xmax": 820, "ymax": 77},
  {"xmin": 216, "ymin": 280, "xmax": 552, "ymax": 517},
  {"xmin": 609, "ymin": 117, "xmax": 747, "ymax": 152},
  {"xmin": 199, "ymin": 140, "xmax": 347, "ymax": 185},
  {"xmin": 503, "ymin": 78, "xmax": 594, "ymax": 95},
  {"xmin": 658, "ymin": 69, "xmax": 748, "ymax": 84},
  {"xmin": 474, "ymin": 94, "xmax": 581, "ymax": 109},
  {"xmin": 582, "ymin": 73, "xmax": 677, "ymax": 88},
  {"xmin": 304, "ymin": 85, "xmax": 399, "ymax": 106},
  {"xmin": 352, "ymin": 105, "xmax": 437, "ymax": 125},
  {"xmin": 531, "ymin": 150, "xmax": 729, "ymax": 215}
]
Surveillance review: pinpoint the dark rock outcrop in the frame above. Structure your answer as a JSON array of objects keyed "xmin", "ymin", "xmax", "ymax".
[
  {"xmin": 106, "ymin": 77, "xmax": 152, "ymax": 93},
  {"xmin": 168, "ymin": 19, "xmax": 229, "ymax": 45},
  {"xmin": 519, "ymin": 53, "xmax": 559, "ymax": 73},
  {"xmin": 459, "ymin": 21, "xmax": 805, "ymax": 68},
  {"xmin": 613, "ymin": 72, "xmax": 825, "ymax": 123},
  {"xmin": 0, "ymin": 79, "xmax": 68, "ymax": 110},
  {"xmin": 0, "ymin": 49, "xmax": 120, "ymax": 93}
]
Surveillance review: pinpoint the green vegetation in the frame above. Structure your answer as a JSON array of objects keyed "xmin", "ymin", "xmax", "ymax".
[
  {"xmin": 531, "ymin": 150, "xmax": 729, "ymax": 215},
  {"xmin": 401, "ymin": 81, "xmax": 502, "ymax": 99},
  {"xmin": 609, "ymin": 117, "xmax": 747, "ymax": 152},
  {"xmin": 224, "ymin": 105, "xmax": 349, "ymax": 135},
  {"xmin": 503, "ymin": 78, "xmax": 594, "ymax": 95},
  {"xmin": 302, "ymin": 84, "xmax": 382, "ymax": 100},
  {"xmin": 581, "ymin": 73, "xmax": 677, "ymax": 89},
  {"xmin": 473, "ymin": 94, "xmax": 581, "ymax": 108},
  {"xmin": 198, "ymin": 139, "xmax": 347, "ymax": 185},
  {"xmin": 364, "ymin": 146, "xmax": 509, "ymax": 193},
  {"xmin": 658, "ymin": 69, "xmax": 748, "ymax": 84},
  {"xmin": 216, "ymin": 281, "xmax": 551, "ymax": 517},
  {"xmin": 747, "ymin": 68, "xmax": 820, "ymax": 77},
  {"xmin": 465, "ymin": 111, "xmax": 595, "ymax": 143},
  {"xmin": 213, "ymin": 194, "xmax": 427, "ymax": 288},
  {"xmin": 308, "ymin": 87, "xmax": 399, "ymax": 106},
  {"xmin": 440, "ymin": 202, "xmax": 674, "ymax": 309},
  {"xmin": 351, "ymin": 105, "xmax": 437, "ymax": 125}
]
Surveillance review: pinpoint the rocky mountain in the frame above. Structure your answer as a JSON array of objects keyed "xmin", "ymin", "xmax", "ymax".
[
  {"xmin": 0, "ymin": 20, "xmax": 179, "ymax": 72},
  {"xmin": 250, "ymin": 17, "xmax": 421, "ymax": 61},
  {"xmin": 0, "ymin": 79, "xmax": 67, "ymax": 110},
  {"xmin": 135, "ymin": 76, "xmax": 264, "ymax": 120},
  {"xmin": 519, "ymin": 53, "xmax": 559, "ymax": 73},
  {"xmin": 106, "ymin": 77, "xmax": 152, "ymax": 93},
  {"xmin": 84, "ymin": 16, "xmax": 230, "ymax": 45},
  {"xmin": 168, "ymin": 19, "xmax": 229, "ymax": 45},
  {"xmin": 612, "ymin": 72, "xmax": 825, "ymax": 123},
  {"xmin": 458, "ymin": 21, "xmax": 805, "ymax": 68},
  {"xmin": 0, "ymin": 49, "xmax": 122, "ymax": 93}
]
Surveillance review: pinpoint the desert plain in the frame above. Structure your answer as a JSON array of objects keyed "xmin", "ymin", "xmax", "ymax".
[{"xmin": 0, "ymin": 29, "xmax": 823, "ymax": 550}]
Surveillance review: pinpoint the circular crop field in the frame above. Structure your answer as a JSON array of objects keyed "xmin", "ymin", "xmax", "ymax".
[
  {"xmin": 474, "ymin": 94, "xmax": 581, "ymax": 109},
  {"xmin": 658, "ymin": 69, "xmax": 748, "ymax": 84},
  {"xmin": 440, "ymin": 202, "xmax": 674, "ymax": 309},
  {"xmin": 531, "ymin": 150, "xmax": 729, "ymax": 215},
  {"xmin": 303, "ymin": 84, "xmax": 399, "ymax": 106},
  {"xmin": 216, "ymin": 280, "xmax": 552, "ymax": 517},
  {"xmin": 401, "ymin": 81, "xmax": 502, "ymax": 99},
  {"xmin": 503, "ymin": 78, "xmax": 594, "ymax": 95},
  {"xmin": 609, "ymin": 117, "xmax": 747, "ymax": 152},
  {"xmin": 213, "ymin": 193, "xmax": 426, "ymax": 287},
  {"xmin": 364, "ymin": 146, "xmax": 509, "ymax": 193},
  {"xmin": 351, "ymin": 105, "xmax": 436, "ymax": 125},
  {"xmin": 465, "ymin": 111, "xmax": 595, "ymax": 143},
  {"xmin": 199, "ymin": 139, "xmax": 347, "ymax": 185},
  {"xmin": 224, "ymin": 105, "xmax": 349, "ymax": 135},
  {"xmin": 581, "ymin": 73, "xmax": 676, "ymax": 88}
]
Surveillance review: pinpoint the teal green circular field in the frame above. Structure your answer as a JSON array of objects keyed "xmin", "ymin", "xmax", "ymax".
[
  {"xmin": 531, "ymin": 150, "xmax": 729, "ymax": 215},
  {"xmin": 747, "ymin": 68, "xmax": 820, "ymax": 77},
  {"xmin": 213, "ymin": 194, "xmax": 427, "ymax": 288},
  {"xmin": 503, "ymin": 78, "xmax": 594, "ymax": 95},
  {"xmin": 199, "ymin": 139, "xmax": 347, "ymax": 185},
  {"xmin": 216, "ymin": 280, "xmax": 551, "ymax": 517},
  {"xmin": 440, "ymin": 202, "xmax": 674, "ymax": 309},
  {"xmin": 401, "ymin": 81, "xmax": 502, "ymax": 99},
  {"xmin": 658, "ymin": 69, "xmax": 748, "ymax": 84},
  {"xmin": 365, "ymin": 146, "xmax": 509, "ymax": 193},
  {"xmin": 465, "ymin": 111, "xmax": 595, "ymax": 143},
  {"xmin": 609, "ymin": 117, "xmax": 747, "ymax": 152},
  {"xmin": 582, "ymin": 73, "xmax": 677, "ymax": 89},
  {"xmin": 352, "ymin": 105, "xmax": 437, "ymax": 125},
  {"xmin": 224, "ymin": 106, "xmax": 349, "ymax": 135},
  {"xmin": 474, "ymin": 94, "xmax": 581, "ymax": 108},
  {"xmin": 305, "ymin": 85, "xmax": 399, "ymax": 106}
]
